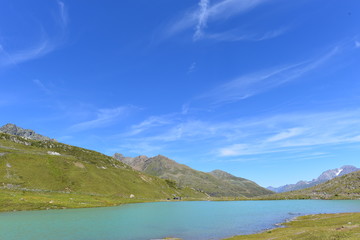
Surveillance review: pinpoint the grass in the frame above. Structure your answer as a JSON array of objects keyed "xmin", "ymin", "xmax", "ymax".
[
  {"xmin": 0, "ymin": 133, "xmax": 207, "ymax": 212},
  {"xmin": 0, "ymin": 189, "xmax": 146, "ymax": 212},
  {"xmin": 124, "ymin": 154, "xmax": 273, "ymax": 198},
  {"xmin": 225, "ymin": 212, "xmax": 360, "ymax": 240}
]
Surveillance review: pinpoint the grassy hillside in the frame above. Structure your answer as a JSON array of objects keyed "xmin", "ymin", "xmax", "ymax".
[
  {"xmin": 209, "ymin": 170, "xmax": 273, "ymax": 197},
  {"xmin": 256, "ymin": 170, "xmax": 360, "ymax": 200},
  {"xmin": 0, "ymin": 133, "xmax": 206, "ymax": 211},
  {"xmin": 226, "ymin": 212, "xmax": 360, "ymax": 240},
  {"xmin": 116, "ymin": 154, "xmax": 273, "ymax": 198}
]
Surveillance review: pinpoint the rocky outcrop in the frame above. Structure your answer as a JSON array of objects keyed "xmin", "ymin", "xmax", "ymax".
[
  {"xmin": 113, "ymin": 154, "xmax": 149, "ymax": 171},
  {"xmin": 0, "ymin": 123, "xmax": 53, "ymax": 141}
]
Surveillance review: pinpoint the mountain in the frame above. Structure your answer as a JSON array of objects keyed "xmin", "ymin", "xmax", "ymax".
[
  {"xmin": 295, "ymin": 170, "xmax": 360, "ymax": 198},
  {"xmin": 0, "ymin": 123, "xmax": 53, "ymax": 141},
  {"xmin": 268, "ymin": 165, "xmax": 360, "ymax": 193},
  {"xmin": 209, "ymin": 169, "xmax": 273, "ymax": 196},
  {"xmin": 264, "ymin": 170, "xmax": 360, "ymax": 200},
  {"xmin": 0, "ymin": 130, "xmax": 205, "ymax": 212},
  {"xmin": 113, "ymin": 153, "xmax": 273, "ymax": 198}
]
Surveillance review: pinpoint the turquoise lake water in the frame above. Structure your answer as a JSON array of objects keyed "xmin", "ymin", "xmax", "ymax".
[{"xmin": 1, "ymin": 200, "xmax": 360, "ymax": 240}]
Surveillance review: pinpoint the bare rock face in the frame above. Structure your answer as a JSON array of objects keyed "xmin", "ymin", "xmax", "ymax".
[
  {"xmin": 113, "ymin": 153, "xmax": 149, "ymax": 171},
  {"xmin": 113, "ymin": 153, "xmax": 125, "ymax": 161},
  {"xmin": 0, "ymin": 123, "xmax": 52, "ymax": 141}
]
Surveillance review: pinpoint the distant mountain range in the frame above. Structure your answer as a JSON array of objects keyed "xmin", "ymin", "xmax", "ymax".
[
  {"xmin": 267, "ymin": 165, "xmax": 360, "ymax": 193},
  {"xmin": 294, "ymin": 170, "xmax": 360, "ymax": 198},
  {"xmin": 267, "ymin": 169, "xmax": 360, "ymax": 200},
  {"xmin": 113, "ymin": 153, "xmax": 273, "ymax": 198},
  {"xmin": 0, "ymin": 123, "xmax": 53, "ymax": 141}
]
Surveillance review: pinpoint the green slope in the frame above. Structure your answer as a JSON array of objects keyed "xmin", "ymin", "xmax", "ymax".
[
  {"xmin": 209, "ymin": 170, "xmax": 273, "ymax": 197},
  {"xmin": 226, "ymin": 213, "xmax": 360, "ymax": 240},
  {"xmin": 115, "ymin": 154, "xmax": 273, "ymax": 198},
  {"xmin": 0, "ymin": 133, "xmax": 206, "ymax": 211},
  {"xmin": 257, "ymin": 170, "xmax": 360, "ymax": 200}
]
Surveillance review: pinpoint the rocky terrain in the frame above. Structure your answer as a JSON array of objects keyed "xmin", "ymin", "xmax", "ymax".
[{"xmin": 0, "ymin": 123, "xmax": 53, "ymax": 141}]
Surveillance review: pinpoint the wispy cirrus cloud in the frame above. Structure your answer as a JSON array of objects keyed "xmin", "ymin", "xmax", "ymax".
[
  {"xmin": 169, "ymin": 0, "xmax": 268, "ymax": 35},
  {"xmin": 355, "ymin": 41, "xmax": 360, "ymax": 48},
  {"xmin": 266, "ymin": 127, "xmax": 305, "ymax": 142},
  {"xmin": 33, "ymin": 79, "xmax": 52, "ymax": 95},
  {"xmin": 0, "ymin": 37, "xmax": 54, "ymax": 67},
  {"xmin": 0, "ymin": 1, "xmax": 68, "ymax": 68},
  {"xmin": 128, "ymin": 115, "xmax": 175, "ymax": 136},
  {"xmin": 207, "ymin": 27, "xmax": 288, "ymax": 42},
  {"xmin": 187, "ymin": 62, "xmax": 197, "ymax": 74},
  {"xmin": 120, "ymin": 108, "xmax": 360, "ymax": 159},
  {"xmin": 166, "ymin": 0, "xmax": 282, "ymax": 42},
  {"xmin": 199, "ymin": 47, "xmax": 339, "ymax": 105},
  {"xmin": 218, "ymin": 110, "xmax": 360, "ymax": 157},
  {"xmin": 57, "ymin": 0, "xmax": 69, "ymax": 27},
  {"xmin": 193, "ymin": 0, "xmax": 210, "ymax": 41},
  {"xmin": 70, "ymin": 106, "xmax": 135, "ymax": 132}
]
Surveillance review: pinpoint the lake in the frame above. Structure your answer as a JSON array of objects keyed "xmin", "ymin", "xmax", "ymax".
[{"xmin": 1, "ymin": 200, "xmax": 360, "ymax": 240}]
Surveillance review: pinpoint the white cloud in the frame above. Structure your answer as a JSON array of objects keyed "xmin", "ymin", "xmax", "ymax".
[
  {"xmin": 129, "ymin": 115, "xmax": 174, "ymax": 136},
  {"xmin": 0, "ymin": 2, "xmax": 69, "ymax": 68},
  {"xmin": 267, "ymin": 127, "xmax": 305, "ymax": 142},
  {"xmin": 181, "ymin": 103, "xmax": 190, "ymax": 114},
  {"xmin": 70, "ymin": 106, "xmax": 133, "ymax": 132},
  {"xmin": 207, "ymin": 28, "xmax": 288, "ymax": 42},
  {"xmin": 193, "ymin": 0, "xmax": 210, "ymax": 41},
  {"xmin": 117, "ymin": 141, "xmax": 165, "ymax": 156},
  {"xmin": 57, "ymin": 1, "xmax": 69, "ymax": 27},
  {"xmin": 208, "ymin": 0, "xmax": 268, "ymax": 19},
  {"xmin": 200, "ymin": 47, "xmax": 339, "ymax": 105},
  {"xmin": 219, "ymin": 144, "xmax": 248, "ymax": 156},
  {"xmin": 119, "ymin": 108, "xmax": 360, "ymax": 159},
  {"xmin": 0, "ymin": 38, "xmax": 53, "ymax": 67},
  {"xmin": 166, "ymin": 0, "xmax": 270, "ymax": 41},
  {"xmin": 217, "ymin": 110, "xmax": 360, "ymax": 157},
  {"xmin": 33, "ymin": 79, "xmax": 52, "ymax": 95},
  {"xmin": 188, "ymin": 62, "xmax": 197, "ymax": 73}
]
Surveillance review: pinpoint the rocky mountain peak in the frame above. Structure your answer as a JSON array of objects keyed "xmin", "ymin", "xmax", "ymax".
[
  {"xmin": 316, "ymin": 165, "xmax": 359, "ymax": 182},
  {"xmin": 268, "ymin": 165, "xmax": 360, "ymax": 193},
  {"xmin": 0, "ymin": 123, "xmax": 52, "ymax": 141},
  {"xmin": 210, "ymin": 169, "xmax": 235, "ymax": 178},
  {"xmin": 113, "ymin": 153, "xmax": 125, "ymax": 161},
  {"xmin": 113, "ymin": 153, "xmax": 149, "ymax": 171}
]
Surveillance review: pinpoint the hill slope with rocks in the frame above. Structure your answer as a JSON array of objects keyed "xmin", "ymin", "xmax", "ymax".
[
  {"xmin": 0, "ymin": 123, "xmax": 53, "ymax": 141},
  {"xmin": 0, "ymin": 129, "xmax": 205, "ymax": 211}
]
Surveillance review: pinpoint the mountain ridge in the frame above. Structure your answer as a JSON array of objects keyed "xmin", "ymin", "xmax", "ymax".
[
  {"xmin": 113, "ymin": 153, "xmax": 273, "ymax": 197},
  {"xmin": 0, "ymin": 128, "xmax": 206, "ymax": 211},
  {"xmin": 0, "ymin": 123, "xmax": 54, "ymax": 141},
  {"xmin": 267, "ymin": 165, "xmax": 360, "ymax": 193},
  {"xmin": 261, "ymin": 170, "xmax": 360, "ymax": 200}
]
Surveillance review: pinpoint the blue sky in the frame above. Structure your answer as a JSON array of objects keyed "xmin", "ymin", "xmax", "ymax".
[{"xmin": 1, "ymin": 0, "xmax": 360, "ymax": 187}]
